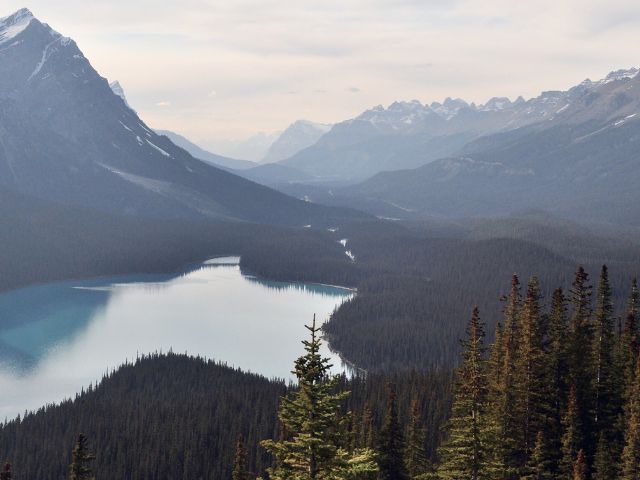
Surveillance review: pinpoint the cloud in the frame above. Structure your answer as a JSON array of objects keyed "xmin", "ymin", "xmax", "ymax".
[
  {"xmin": 208, "ymin": 90, "xmax": 217, "ymax": 97},
  {"xmin": 347, "ymin": 86, "xmax": 361, "ymax": 93},
  {"xmin": 155, "ymin": 101, "xmax": 171, "ymax": 107}
]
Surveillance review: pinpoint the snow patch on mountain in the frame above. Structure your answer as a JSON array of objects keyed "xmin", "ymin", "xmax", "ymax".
[
  {"xmin": 146, "ymin": 139, "xmax": 172, "ymax": 157},
  {"xmin": 0, "ymin": 8, "xmax": 33, "ymax": 45},
  {"xmin": 110, "ymin": 81, "xmax": 131, "ymax": 108}
]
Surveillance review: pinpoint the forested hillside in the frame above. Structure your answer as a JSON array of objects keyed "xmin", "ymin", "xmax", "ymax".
[
  {"xmin": 0, "ymin": 188, "xmax": 356, "ymax": 293},
  {"xmin": 322, "ymin": 222, "xmax": 640, "ymax": 370},
  {"xmin": 0, "ymin": 353, "xmax": 452, "ymax": 479}
]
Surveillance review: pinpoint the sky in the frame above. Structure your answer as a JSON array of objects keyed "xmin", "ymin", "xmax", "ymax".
[{"xmin": 3, "ymin": 0, "xmax": 640, "ymax": 153}]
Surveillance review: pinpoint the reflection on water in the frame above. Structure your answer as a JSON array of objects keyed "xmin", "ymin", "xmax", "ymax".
[{"xmin": 0, "ymin": 258, "xmax": 353, "ymax": 418}]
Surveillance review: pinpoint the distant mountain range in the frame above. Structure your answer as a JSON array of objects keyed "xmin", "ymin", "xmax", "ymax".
[
  {"xmin": 279, "ymin": 68, "xmax": 640, "ymax": 181},
  {"xmin": 0, "ymin": 8, "xmax": 360, "ymax": 227},
  {"xmin": 207, "ymin": 131, "xmax": 280, "ymax": 162},
  {"xmin": 154, "ymin": 129, "xmax": 258, "ymax": 170},
  {"xmin": 290, "ymin": 67, "xmax": 640, "ymax": 225},
  {"xmin": 263, "ymin": 120, "xmax": 332, "ymax": 163},
  {"xmin": 107, "ymin": 81, "xmax": 327, "ymax": 176}
]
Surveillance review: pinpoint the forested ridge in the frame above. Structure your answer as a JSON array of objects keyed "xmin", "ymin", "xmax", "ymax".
[
  {"xmin": 322, "ymin": 221, "xmax": 640, "ymax": 371},
  {"xmin": 0, "ymin": 353, "xmax": 451, "ymax": 479},
  {"xmin": 0, "ymin": 188, "xmax": 356, "ymax": 294}
]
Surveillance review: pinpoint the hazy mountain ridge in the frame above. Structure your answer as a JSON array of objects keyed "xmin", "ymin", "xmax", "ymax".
[
  {"xmin": 154, "ymin": 129, "xmax": 257, "ymax": 170},
  {"xmin": 333, "ymin": 68, "xmax": 640, "ymax": 225},
  {"xmin": 262, "ymin": 120, "xmax": 332, "ymax": 163},
  {"xmin": 0, "ymin": 8, "xmax": 360, "ymax": 226},
  {"xmin": 279, "ymin": 67, "xmax": 640, "ymax": 180}
]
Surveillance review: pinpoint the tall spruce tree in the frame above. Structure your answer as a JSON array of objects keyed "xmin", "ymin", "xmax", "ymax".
[
  {"xmin": 69, "ymin": 433, "xmax": 95, "ymax": 480},
  {"xmin": 514, "ymin": 277, "xmax": 551, "ymax": 470},
  {"xmin": 592, "ymin": 433, "xmax": 617, "ymax": 480},
  {"xmin": 261, "ymin": 316, "xmax": 377, "ymax": 480},
  {"xmin": 484, "ymin": 275, "xmax": 521, "ymax": 480},
  {"xmin": 547, "ymin": 287, "xmax": 569, "ymax": 467},
  {"xmin": 592, "ymin": 266, "xmax": 617, "ymax": 438},
  {"xmin": 359, "ymin": 404, "xmax": 376, "ymax": 450},
  {"xmin": 233, "ymin": 436, "xmax": 251, "ymax": 480},
  {"xmin": 437, "ymin": 307, "xmax": 488, "ymax": 480},
  {"xmin": 619, "ymin": 282, "xmax": 639, "ymax": 405},
  {"xmin": 404, "ymin": 398, "xmax": 429, "ymax": 479},
  {"xmin": 522, "ymin": 431, "xmax": 554, "ymax": 480},
  {"xmin": 561, "ymin": 386, "xmax": 582, "ymax": 477},
  {"xmin": 621, "ymin": 359, "xmax": 640, "ymax": 480},
  {"xmin": 377, "ymin": 385, "xmax": 409, "ymax": 480},
  {"xmin": 616, "ymin": 281, "xmax": 639, "ymax": 452},
  {"xmin": 567, "ymin": 267, "xmax": 595, "ymax": 458}
]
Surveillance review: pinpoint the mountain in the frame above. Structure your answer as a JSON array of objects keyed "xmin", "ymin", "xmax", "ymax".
[
  {"xmin": 0, "ymin": 8, "xmax": 360, "ymax": 226},
  {"xmin": 262, "ymin": 120, "xmax": 332, "ymax": 163},
  {"xmin": 333, "ymin": 68, "xmax": 640, "ymax": 225},
  {"xmin": 279, "ymin": 69, "xmax": 640, "ymax": 181},
  {"xmin": 154, "ymin": 129, "xmax": 257, "ymax": 170},
  {"xmin": 207, "ymin": 131, "xmax": 281, "ymax": 162},
  {"xmin": 106, "ymin": 81, "xmax": 258, "ymax": 171},
  {"xmin": 109, "ymin": 80, "xmax": 130, "ymax": 108}
]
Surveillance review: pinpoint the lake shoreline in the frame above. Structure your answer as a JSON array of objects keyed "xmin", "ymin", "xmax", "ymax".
[{"xmin": 0, "ymin": 259, "xmax": 356, "ymax": 419}]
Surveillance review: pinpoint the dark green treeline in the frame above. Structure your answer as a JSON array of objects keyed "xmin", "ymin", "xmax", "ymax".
[
  {"xmin": 0, "ymin": 354, "xmax": 451, "ymax": 479},
  {"xmin": 437, "ymin": 266, "xmax": 640, "ymax": 480}
]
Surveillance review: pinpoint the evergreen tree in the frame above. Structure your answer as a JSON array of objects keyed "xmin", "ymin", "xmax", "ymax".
[
  {"xmin": 547, "ymin": 287, "xmax": 568, "ymax": 468},
  {"xmin": 377, "ymin": 385, "xmax": 409, "ymax": 480},
  {"xmin": 620, "ymin": 309, "xmax": 639, "ymax": 404},
  {"xmin": 233, "ymin": 436, "xmax": 251, "ymax": 480},
  {"xmin": 615, "ymin": 281, "xmax": 640, "ymax": 460},
  {"xmin": 350, "ymin": 410, "xmax": 360, "ymax": 452},
  {"xmin": 592, "ymin": 433, "xmax": 617, "ymax": 480},
  {"xmin": 522, "ymin": 431, "xmax": 553, "ymax": 480},
  {"xmin": 621, "ymin": 359, "xmax": 640, "ymax": 480},
  {"xmin": 359, "ymin": 405, "xmax": 376, "ymax": 450},
  {"xmin": 514, "ymin": 277, "xmax": 550, "ymax": 468},
  {"xmin": 567, "ymin": 267, "xmax": 594, "ymax": 457},
  {"xmin": 592, "ymin": 266, "xmax": 617, "ymax": 438},
  {"xmin": 484, "ymin": 276, "xmax": 521, "ymax": 480},
  {"xmin": 404, "ymin": 398, "xmax": 429, "ymax": 479},
  {"xmin": 573, "ymin": 450, "xmax": 588, "ymax": 480},
  {"xmin": 437, "ymin": 307, "xmax": 488, "ymax": 480},
  {"xmin": 0, "ymin": 463, "xmax": 11, "ymax": 480},
  {"xmin": 261, "ymin": 316, "xmax": 377, "ymax": 480},
  {"xmin": 560, "ymin": 386, "xmax": 582, "ymax": 477},
  {"xmin": 69, "ymin": 433, "xmax": 95, "ymax": 480}
]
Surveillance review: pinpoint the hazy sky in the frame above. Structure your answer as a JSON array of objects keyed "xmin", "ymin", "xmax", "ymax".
[{"xmin": 4, "ymin": 0, "xmax": 640, "ymax": 149}]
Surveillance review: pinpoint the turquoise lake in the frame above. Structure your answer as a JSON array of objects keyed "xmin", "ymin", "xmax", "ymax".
[{"xmin": 0, "ymin": 257, "xmax": 354, "ymax": 418}]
